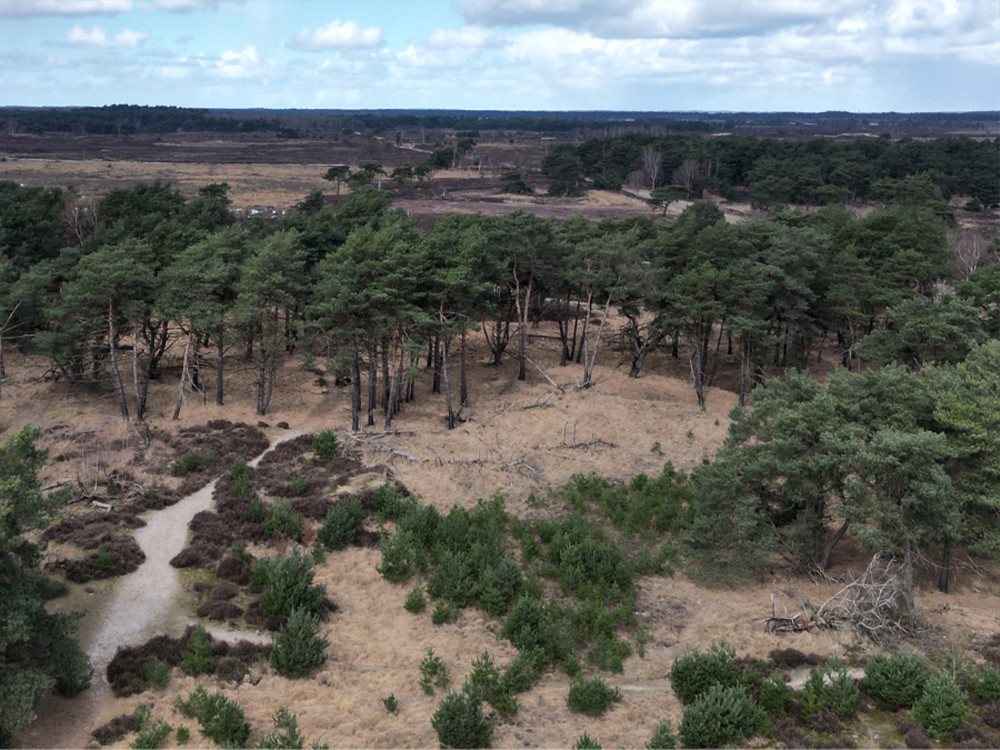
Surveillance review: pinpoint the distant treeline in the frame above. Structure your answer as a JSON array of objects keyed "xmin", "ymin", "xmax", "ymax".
[
  {"xmin": 3, "ymin": 104, "xmax": 997, "ymax": 139},
  {"xmin": 541, "ymin": 132, "xmax": 1000, "ymax": 208}
]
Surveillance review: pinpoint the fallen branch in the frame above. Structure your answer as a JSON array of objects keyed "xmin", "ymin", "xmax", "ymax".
[
  {"xmin": 524, "ymin": 355, "xmax": 565, "ymax": 393},
  {"xmin": 560, "ymin": 438, "xmax": 617, "ymax": 450}
]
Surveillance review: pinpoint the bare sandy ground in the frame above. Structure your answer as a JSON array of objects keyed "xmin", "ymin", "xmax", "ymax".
[{"xmin": 4, "ymin": 329, "xmax": 999, "ymax": 749}]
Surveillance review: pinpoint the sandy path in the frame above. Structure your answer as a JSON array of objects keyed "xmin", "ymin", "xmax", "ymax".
[{"xmin": 14, "ymin": 399, "xmax": 332, "ymax": 748}]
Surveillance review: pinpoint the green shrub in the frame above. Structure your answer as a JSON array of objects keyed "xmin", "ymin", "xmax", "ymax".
[
  {"xmin": 431, "ymin": 684, "xmax": 493, "ymax": 749},
  {"xmin": 130, "ymin": 718, "xmax": 171, "ymax": 749},
  {"xmin": 757, "ymin": 672, "xmax": 794, "ymax": 717},
  {"xmin": 288, "ymin": 473, "xmax": 307, "ymax": 496},
  {"xmin": 270, "ymin": 607, "xmax": 329, "ymax": 678},
  {"xmin": 230, "ymin": 457, "xmax": 249, "ymax": 479},
  {"xmin": 863, "ymin": 652, "xmax": 931, "ymax": 709},
  {"xmin": 645, "ymin": 719, "xmax": 677, "ymax": 749},
  {"xmin": 318, "ymin": 497, "xmax": 364, "ymax": 550},
  {"xmin": 572, "ymin": 732, "xmax": 602, "ymax": 749},
  {"xmin": 678, "ymin": 685, "xmax": 767, "ymax": 749},
  {"xmin": 171, "ymin": 451, "xmax": 213, "ymax": 476},
  {"xmin": 801, "ymin": 659, "xmax": 859, "ymax": 721},
  {"xmin": 256, "ymin": 706, "xmax": 304, "ymax": 749},
  {"xmin": 431, "ymin": 600, "xmax": 459, "ymax": 625},
  {"xmin": 419, "ymin": 648, "xmax": 450, "ymax": 695},
  {"xmin": 669, "ymin": 641, "xmax": 745, "ymax": 705},
  {"xmin": 144, "ymin": 659, "xmax": 171, "ymax": 689},
  {"xmin": 381, "ymin": 694, "xmax": 398, "ymax": 714},
  {"xmin": 566, "ymin": 677, "xmax": 621, "ymax": 716},
  {"xmin": 467, "ymin": 650, "xmax": 517, "ymax": 717},
  {"xmin": 233, "ymin": 475, "xmax": 255, "ymax": 501},
  {"xmin": 94, "ymin": 544, "xmax": 112, "ymax": 571},
  {"xmin": 175, "ymin": 726, "xmax": 190, "ymax": 745},
  {"xmin": 477, "ymin": 556, "xmax": 524, "ymax": 617},
  {"xmin": 971, "ymin": 665, "xmax": 1000, "ymax": 702},
  {"xmin": 179, "ymin": 625, "xmax": 215, "ymax": 676},
  {"xmin": 313, "ymin": 429, "xmax": 340, "ymax": 461},
  {"xmin": 264, "ymin": 500, "xmax": 305, "ymax": 542},
  {"xmin": 247, "ymin": 495, "xmax": 265, "ymax": 522},
  {"xmin": 910, "ymin": 674, "xmax": 968, "ymax": 739},
  {"xmin": 251, "ymin": 548, "xmax": 326, "ymax": 620},
  {"xmin": 376, "ymin": 529, "xmax": 419, "ymax": 582},
  {"xmin": 174, "ymin": 685, "xmax": 251, "ymax": 749},
  {"xmin": 372, "ymin": 482, "xmax": 411, "ymax": 521},
  {"xmin": 500, "ymin": 647, "xmax": 546, "ymax": 694},
  {"xmin": 501, "ymin": 596, "xmax": 570, "ymax": 666},
  {"xmin": 404, "ymin": 584, "xmax": 426, "ymax": 613}
]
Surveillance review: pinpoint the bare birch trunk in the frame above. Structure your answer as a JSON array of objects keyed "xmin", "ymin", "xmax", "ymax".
[{"xmin": 173, "ymin": 327, "xmax": 192, "ymax": 420}]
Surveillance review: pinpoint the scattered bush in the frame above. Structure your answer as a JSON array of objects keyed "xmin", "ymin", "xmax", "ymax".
[
  {"xmin": 318, "ymin": 497, "xmax": 364, "ymax": 550},
  {"xmin": 500, "ymin": 647, "xmax": 545, "ymax": 695},
  {"xmin": 269, "ymin": 606, "xmax": 329, "ymax": 678},
  {"xmin": 645, "ymin": 719, "xmax": 677, "ymax": 749},
  {"xmin": 910, "ymin": 674, "xmax": 968, "ymax": 739},
  {"xmin": 420, "ymin": 648, "xmax": 450, "ymax": 695},
  {"xmin": 174, "ymin": 684, "xmax": 251, "ymax": 749},
  {"xmin": 179, "ymin": 625, "xmax": 215, "ymax": 676},
  {"xmin": 757, "ymin": 672, "xmax": 794, "ymax": 717},
  {"xmin": 431, "ymin": 684, "xmax": 493, "ymax": 749},
  {"xmin": 288, "ymin": 472, "xmax": 308, "ymax": 496},
  {"xmin": 864, "ymin": 652, "xmax": 931, "ymax": 709},
  {"xmin": 251, "ymin": 548, "xmax": 326, "ymax": 621},
  {"xmin": 381, "ymin": 694, "xmax": 398, "ymax": 714},
  {"xmin": 230, "ymin": 457, "xmax": 249, "ymax": 479},
  {"xmin": 669, "ymin": 640, "xmax": 746, "ymax": 705},
  {"xmin": 92, "ymin": 714, "xmax": 140, "ymax": 746},
  {"xmin": 432, "ymin": 599, "xmax": 460, "ymax": 625},
  {"xmin": 313, "ymin": 429, "xmax": 341, "ymax": 461},
  {"xmin": 376, "ymin": 529, "xmax": 419, "ymax": 582},
  {"xmin": 572, "ymin": 732, "xmax": 602, "ymax": 749},
  {"xmin": 679, "ymin": 685, "xmax": 767, "ymax": 749},
  {"xmin": 404, "ymin": 584, "xmax": 427, "ymax": 613},
  {"xmin": 143, "ymin": 659, "xmax": 171, "ymax": 689},
  {"xmin": 566, "ymin": 677, "xmax": 621, "ymax": 716},
  {"xmin": 372, "ymin": 482, "xmax": 411, "ymax": 521},
  {"xmin": 175, "ymin": 726, "xmax": 190, "ymax": 745},
  {"xmin": 970, "ymin": 664, "xmax": 1000, "ymax": 702},
  {"xmin": 256, "ymin": 706, "xmax": 304, "ymax": 749},
  {"xmin": 264, "ymin": 500, "xmax": 305, "ymax": 542},
  {"xmin": 172, "ymin": 451, "xmax": 214, "ymax": 476},
  {"xmin": 801, "ymin": 659, "xmax": 859, "ymax": 721},
  {"xmin": 233, "ymin": 475, "xmax": 255, "ymax": 501},
  {"xmin": 129, "ymin": 704, "xmax": 171, "ymax": 750}
]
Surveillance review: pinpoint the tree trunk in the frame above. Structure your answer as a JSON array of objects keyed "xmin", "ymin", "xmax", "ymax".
[
  {"xmin": 173, "ymin": 327, "xmax": 193, "ymax": 420},
  {"xmin": 216, "ymin": 324, "xmax": 225, "ymax": 406},
  {"xmin": 460, "ymin": 329, "xmax": 468, "ymax": 406},
  {"xmin": 367, "ymin": 338, "xmax": 377, "ymax": 426},
  {"xmin": 938, "ymin": 541, "xmax": 952, "ymax": 593},
  {"xmin": 816, "ymin": 519, "xmax": 850, "ymax": 571},
  {"xmin": 515, "ymin": 275, "xmax": 532, "ymax": 381},
  {"xmin": 432, "ymin": 335, "xmax": 441, "ymax": 394},
  {"xmin": 381, "ymin": 338, "xmax": 390, "ymax": 415},
  {"xmin": 107, "ymin": 297, "xmax": 130, "ymax": 422},
  {"xmin": 350, "ymin": 349, "xmax": 361, "ymax": 432},
  {"xmin": 442, "ymin": 337, "xmax": 455, "ymax": 429}
]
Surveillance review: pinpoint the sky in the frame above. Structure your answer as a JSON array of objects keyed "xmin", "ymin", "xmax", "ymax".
[{"xmin": 0, "ymin": 0, "xmax": 997, "ymax": 112}]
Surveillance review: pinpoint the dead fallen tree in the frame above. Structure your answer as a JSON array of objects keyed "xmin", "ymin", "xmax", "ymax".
[{"xmin": 765, "ymin": 555, "xmax": 926, "ymax": 645}]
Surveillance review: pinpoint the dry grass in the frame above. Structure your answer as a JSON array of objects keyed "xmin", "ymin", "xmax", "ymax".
[{"xmin": 5, "ymin": 325, "xmax": 1000, "ymax": 749}]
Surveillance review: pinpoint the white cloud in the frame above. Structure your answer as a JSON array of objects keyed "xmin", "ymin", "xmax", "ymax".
[
  {"xmin": 152, "ymin": 0, "xmax": 220, "ymax": 9},
  {"xmin": 426, "ymin": 26, "xmax": 506, "ymax": 50},
  {"xmin": 211, "ymin": 45, "xmax": 271, "ymax": 78},
  {"xmin": 286, "ymin": 19, "xmax": 383, "ymax": 51},
  {"xmin": 0, "ymin": 0, "xmax": 132, "ymax": 16},
  {"xmin": 66, "ymin": 24, "xmax": 149, "ymax": 48}
]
